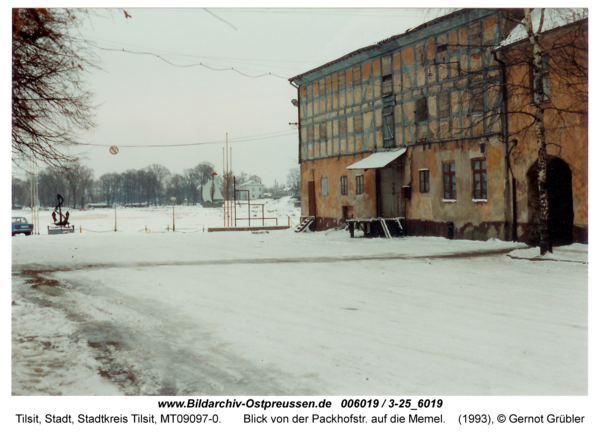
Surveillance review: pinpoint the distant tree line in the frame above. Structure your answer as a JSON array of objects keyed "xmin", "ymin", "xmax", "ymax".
[{"xmin": 12, "ymin": 161, "xmax": 276, "ymax": 209}]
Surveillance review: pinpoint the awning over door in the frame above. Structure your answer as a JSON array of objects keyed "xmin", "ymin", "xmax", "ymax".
[{"xmin": 346, "ymin": 148, "xmax": 407, "ymax": 170}]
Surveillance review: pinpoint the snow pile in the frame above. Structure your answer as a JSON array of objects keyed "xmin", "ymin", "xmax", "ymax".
[{"xmin": 508, "ymin": 244, "xmax": 588, "ymax": 263}]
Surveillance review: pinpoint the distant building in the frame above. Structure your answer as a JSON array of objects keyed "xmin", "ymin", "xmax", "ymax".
[
  {"xmin": 124, "ymin": 203, "xmax": 148, "ymax": 208},
  {"xmin": 273, "ymin": 186, "xmax": 294, "ymax": 199},
  {"xmin": 236, "ymin": 182, "xmax": 264, "ymax": 200},
  {"xmin": 87, "ymin": 203, "xmax": 110, "ymax": 209}
]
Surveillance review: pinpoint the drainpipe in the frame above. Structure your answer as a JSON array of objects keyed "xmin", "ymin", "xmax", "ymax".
[
  {"xmin": 510, "ymin": 141, "xmax": 518, "ymax": 242},
  {"xmin": 289, "ymin": 79, "xmax": 304, "ymax": 224},
  {"xmin": 289, "ymin": 80, "xmax": 302, "ymax": 164},
  {"xmin": 493, "ymin": 49, "xmax": 515, "ymax": 241},
  {"xmin": 404, "ymin": 149, "xmax": 410, "ymax": 234}
]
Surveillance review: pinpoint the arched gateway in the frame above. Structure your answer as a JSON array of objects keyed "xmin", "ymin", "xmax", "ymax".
[{"xmin": 526, "ymin": 157, "xmax": 574, "ymax": 246}]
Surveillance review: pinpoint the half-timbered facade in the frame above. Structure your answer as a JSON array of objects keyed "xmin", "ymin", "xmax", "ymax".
[{"xmin": 289, "ymin": 8, "xmax": 587, "ymax": 244}]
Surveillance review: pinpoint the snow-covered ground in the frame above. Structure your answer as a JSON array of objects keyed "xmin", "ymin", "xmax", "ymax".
[
  {"xmin": 15, "ymin": 197, "xmax": 300, "ymax": 234},
  {"xmin": 12, "ymin": 200, "xmax": 588, "ymax": 396}
]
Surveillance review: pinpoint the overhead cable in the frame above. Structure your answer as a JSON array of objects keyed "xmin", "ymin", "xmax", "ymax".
[
  {"xmin": 203, "ymin": 8, "xmax": 238, "ymax": 31},
  {"xmin": 82, "ymin": 131, "xmax": 297, "ymax": 148},
  {"xmin": 87, "ymin": 42, "xmax": 289, "ymax": 79}
]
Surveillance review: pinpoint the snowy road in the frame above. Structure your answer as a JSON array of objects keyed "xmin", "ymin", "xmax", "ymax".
[{"xmin": 12, "ymin": 229, "xmax": 587, "ymax": 396}]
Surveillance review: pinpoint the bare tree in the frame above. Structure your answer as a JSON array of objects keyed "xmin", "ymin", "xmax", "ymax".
[
  {"xmin": 236, "ymin": 171, "xmax": 249, "ymax": 185},
  {"xmin": 286, "ymin": 167, "xmax": 300, "ymax": 195},
  {"xmin": 99, "ymin": 172, "xmax": 118, "ymax": 207},
  {"xmin": 502, "ymin": 8, "xmax": 587, "ymax": 254},
  {"xmin": 63, "ymin": 162, "xmax": 88, "ymax": 208},
  {"xmin": 523, "ymin": 8, "xmax": 551, "ymax": 255},
  {"xmin": 144, "ymin": 164, "xmax": 171, "ymax": 205},
  {"xmin": 90, "ymin": 179, "xmax": 103, "ymax": 204},
  {"xmin": 195, "ymin": 162, "xmax": 216, "ymax": 199},
  {"xmin": 440, "ymin": 8, "xmax": 586, "ymax": 254},
  {"xmin": 12, "ymin": 176, "xmax": 28, "ymax": 208},
  {"xmin": 78, "ymin": 165, "xmax": 95, "ymax": 208},
  {"xmin": 37, "ymin": 165, "xmax": 67, "ymax": 207},
  {"xmin": 12, "ymin": 8, "xmax": 102, "ymax": 170},
  {"xmin": 167, "ymin": 174, "xmax": 186, "ymax": 205},
  {"xmin": 248, "ymin": 174, "xmax": 262, "ymax": 184}
]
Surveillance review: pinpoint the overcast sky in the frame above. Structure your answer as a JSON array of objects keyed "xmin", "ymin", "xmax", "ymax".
[{"xmin": 14, "ymin": 7, "xmax": 453, "ymax": 186}]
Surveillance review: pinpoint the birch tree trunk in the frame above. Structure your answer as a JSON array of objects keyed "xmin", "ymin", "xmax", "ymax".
[{"xmin": 524, "ymin": 8, "xmax": 552, "ymax": 255}]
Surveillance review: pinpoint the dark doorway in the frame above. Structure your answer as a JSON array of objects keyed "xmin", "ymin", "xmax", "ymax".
[
  {"xmin": 377, "ymin": 164, "xmax": 403, "ymax": 218},
  {"xmin": 526, "ymin": 157, "xmax": 573, "ymax": 246},
  {"xmin": 307, "ymin": 180, "xmax": 316, "ymax": 217},
  {"xmin": 342, "ymin": 205, "xmax": 354, "ymax": 222}
]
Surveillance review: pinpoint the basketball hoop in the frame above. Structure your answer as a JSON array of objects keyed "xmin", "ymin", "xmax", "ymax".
[{"xmin": 109, "ymin": 146, "xmax": 119, "ymax": 155}]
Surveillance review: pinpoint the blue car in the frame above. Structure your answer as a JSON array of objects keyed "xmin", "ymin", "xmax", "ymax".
[{"xmin": 12, "ymin": 216, "xmax": 33, "ymax": 236}]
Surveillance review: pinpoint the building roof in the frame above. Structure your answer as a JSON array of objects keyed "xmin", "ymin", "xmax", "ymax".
[
  {"xmin": 289, "ymin": 8, "xmax": 467, "ymax": 84},
  {"xmin": 499, "ymin": 8, "xmax": 587, "ymax": 48}
]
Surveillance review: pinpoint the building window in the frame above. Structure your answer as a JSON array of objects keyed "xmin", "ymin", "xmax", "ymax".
[
  {"xmin": 416, "ymin": 44, "xmax": 426, "ymax": 66},
  {"xmin": 320, "ymin": 123, "xmax": 327, "ymax": 141},
  {"xmin": 319, "ymin": 78, "xmax": 326, "ymax": 96},
  {"xmin": 530, "ymin": 57, "xmax": 550, "ymax": 103},
  {"xmin": 419, "ymin": 169, "xmax": 429, "ymax": 193},
  {"xmin": 354, "ymin": 114, "xmax": 363, "ymax": 134},
  {"xmin": 382, "ymin": 55, "xmax": 392, "ymax": 76},
  {"xmin": 437, "ymin": 43, "xmax": 448, "ymax": 57},
  {"xmin": 340, "ymin": 117, "xmax": 347, "ymax": 137},
  {"xmin": 443, "ymin": 162, "xmax": 456, "ymax": 200},
  {"xmin": 353, "ymin": 66, "xmax": 361, "ymax": 86},
  {"xmin": 338, "ymin": 72, "xmax": 346, "ymax": 90},
  {"xmin": 307, "ymin": 125, "xmax": 314, "ymax": 142},
  {"xmin": 469, "ymin": 22, "xmax": 482, "ymax": 46},
  {"xmin": 341, "ymin": 176, "xmax": 348, "ymax": 195},
  {"xmin": 439, "ymin": 93, "xmax": 450, "ymax": 118},
  {"xmin": 472, "ymin": 159, "xmax": 487, "ymax": 199},
  {"xmin": 416, "ymin": 97, "xmax": 428, "ymax": 122},
  {"xmin": 383, "ymin": 109, "xmax": 394, "ymax": 148},
  {"xmin": 321, "ymin": 177, "xmax": 328, "ymax": 196},
  {"xmin": 356, "ymin": 175, "xmax": 364, "ymax": 195},
  {"xmin": 382, "ymin": 74, "xmax": 393, "ymax": 96},
  {"xmin": 472, "ymin": 85, "xmax": 484, "ymax": 112}
]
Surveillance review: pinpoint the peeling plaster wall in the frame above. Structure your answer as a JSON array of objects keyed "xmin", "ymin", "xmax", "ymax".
[
  {"xmin": 504, "ymin": 23, "xmax": 588, "ymax": 243},
  {"xmin": 300, "ymin": 154, "xmax": 377, "ymax": 229},
  {"xmin": 406, "ymin": 136, "xmax": 508, "ymax": 240},
  {"xmin": 292, "ymin": 9, "xmax": 534, "ymax": 240}
]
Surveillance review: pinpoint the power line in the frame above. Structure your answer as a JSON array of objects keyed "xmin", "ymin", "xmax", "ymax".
[
  {"xmin": 87, "ymin": 37, "xmax": 326, "ymax": 65},
  {"xmin": 203, "ymin": 8, "xmax": 238, "ymax": 31},
  {"xmin": 88, "ymin": 42, "xmax": 290, "ymax": 79},
  {"xmin": 82, "ymin": 130, "xmax": 297, "ymax": 148},
  {"xmin": 221, "ymin": 9, "xmax": 430, "ymax": 18},
  {"xmin": 88, "ymin": 38, "xmax": 311, "ymax": 71}
]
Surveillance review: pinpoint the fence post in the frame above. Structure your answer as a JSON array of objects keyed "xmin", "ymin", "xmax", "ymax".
[{"xmin": 80, "ymin": 226, "xmax": 82, "ymax": 233}]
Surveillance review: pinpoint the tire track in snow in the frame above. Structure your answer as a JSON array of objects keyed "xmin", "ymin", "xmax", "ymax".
[
  {"xmin": 13, "ymin": 270, "xmax": 319, "ymax": 396},
  {"xmin": 14, "ymin": 247, "xmax": 522, "ymax": 274}
]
